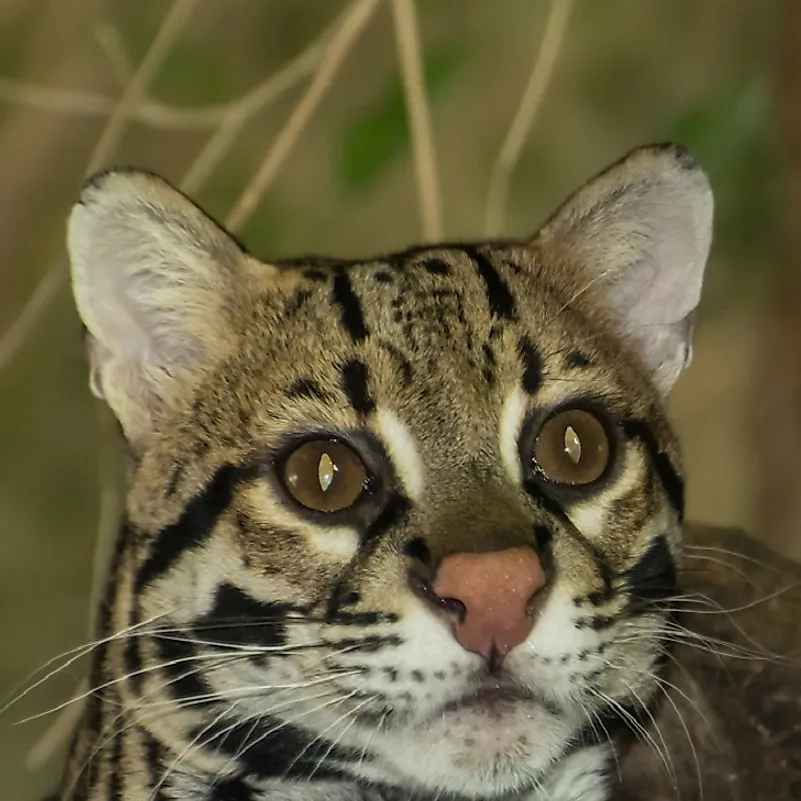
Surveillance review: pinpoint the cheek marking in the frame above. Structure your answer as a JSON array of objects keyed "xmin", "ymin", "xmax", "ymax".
[
  {"xmin": 375, "ymin": 408, "xmax": 424, "ymax": 502},
  {"xmin": 499, "ymin": 388, "xmax": 527, "ymax": 485}
]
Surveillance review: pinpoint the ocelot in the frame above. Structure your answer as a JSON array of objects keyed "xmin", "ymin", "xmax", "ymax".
[{"xmin": 45, "ymin": 144, "xmax": 800, "ymax": 800}]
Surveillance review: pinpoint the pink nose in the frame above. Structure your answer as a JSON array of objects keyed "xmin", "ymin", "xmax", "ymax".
[{"xmin": 432, "ymin": 546, "xmax": 547, "ymax": 659}]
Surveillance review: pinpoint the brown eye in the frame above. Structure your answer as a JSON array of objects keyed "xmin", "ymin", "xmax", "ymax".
[
  {"xmin": 533, "ymin": 409, "xmax": 610, "ymax": 485},
  {"xmin": 282, "ymin": 440, "xmax": 367, "ymax": 512}
]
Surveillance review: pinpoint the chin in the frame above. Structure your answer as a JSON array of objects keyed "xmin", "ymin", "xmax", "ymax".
[{"xmin": 370, "ymin": 697, "xmax": 576, "ymax": 798}]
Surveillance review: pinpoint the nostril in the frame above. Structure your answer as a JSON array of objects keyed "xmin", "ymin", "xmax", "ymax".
[
  {"xmin": 407, "ymin": 569, "xmax": 466, "ymax": 620},
  {"xmin": 438, "ymin": 595, "xmax": 467, "ymax": 621}
]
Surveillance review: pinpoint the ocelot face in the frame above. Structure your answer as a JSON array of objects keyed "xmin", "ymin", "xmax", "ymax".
[{"xmin": 66, "ymin": 144, "xmax": 712, "ymax": 799}]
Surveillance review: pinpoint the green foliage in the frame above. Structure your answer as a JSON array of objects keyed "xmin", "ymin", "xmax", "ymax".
[
  {"xmin": 152, "ymin": 41, "xmax": 234, "ymax": 106},
  {"xmin": 337, "ymin": 44, "xmax": 468, "ymax": 193},
  {"xmin": 668, "ymin": 73, "xmax": 779, "ymax": 275}
]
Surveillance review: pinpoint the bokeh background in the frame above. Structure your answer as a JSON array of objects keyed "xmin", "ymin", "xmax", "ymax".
[{"xmin": 0, "ymin": 1, "xmax": 797, "ymax": 797}]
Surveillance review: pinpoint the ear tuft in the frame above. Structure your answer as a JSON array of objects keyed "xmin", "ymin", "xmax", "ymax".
[
  {"xmin": 67, "ymin": 169, "xmax": 247, "ymax": 442},
  {"xmin": 534, "ymin": 143, "xmax": 713, "ymax": 394}
]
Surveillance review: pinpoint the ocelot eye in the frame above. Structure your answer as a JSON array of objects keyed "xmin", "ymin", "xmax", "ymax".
[
  {"xmin": 282, "ymin": 439, "xmax": 367, "ymax": 512},
  {"xmin": 533, "ymin": 409, "xmax": 610, "ymax": 485}
]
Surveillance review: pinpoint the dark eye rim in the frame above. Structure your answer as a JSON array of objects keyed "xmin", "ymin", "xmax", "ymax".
[
  {"xmin": 518, "ymin": 399, "xmax": 621, "ymax": 494},
  {"xmin": 271, "ymin": 430, "xmax": 386, "ymax": 522}
]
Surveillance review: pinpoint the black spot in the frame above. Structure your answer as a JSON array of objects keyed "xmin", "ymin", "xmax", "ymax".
[
  {"xmin": 384, "ymin": 667, "xmax": 398, "ymax": 682},
  {"xmin": 304, "ymin": 268, "xmax": 328, "ymax": 282},
  {"xmin": 373, "ymin": 271, "xmax": 394, "ymax": 283},
  {"xmin": 403, "ymin": 537, "xmax": 432, "ymax": 565},
  {"xmin": 332, "ymin": 271, "xmax": 369, "ymax": 342},
  {"xmin": 341, "ymin": 359, "xmax": 376, "ymax": 415},
  {"xmin": 135, "ymin": 463, "xmax": 258, "ymax": 594},
  {"xmin": 193, "ymin": 583, "xmax": 292, "ymax": 648},
  {"xmin": 422, "ymin": 257, "xmax": 450, "ymax": 275},
  {"xmin": 411, "ymin": 670, "xmax": 424, "ymax": 682},
  {"xmin": 285, "ymin": 377, "xmax": 328, "ymax": 401},
  {"xmin": 462, "ymin": 246, "xmax": 516, "ymax": 320},
  {"xmin": 566, "ymin": 350, "xmax": 592, "ymax": 368},
  {"xmin": 575, "ymin": 614, "xmax": 615, "ymax": 631},
  {"xmin": 326, "ymin": 634, "xmax": 402, "ymax": 652},
  {"xmin": 210, "ymin": 777, "xmax": 253, "ymax": 801},
  {"xmin": 621, "ymin": 420, "xmax": 685, "ymax": 520},
  {"xmin": 626, "ymin": 535, "xmax": 677, "ymax": 604},
  {"xmin": 517, "ymin": 337, "xmax": 542, "ymax": 394}
]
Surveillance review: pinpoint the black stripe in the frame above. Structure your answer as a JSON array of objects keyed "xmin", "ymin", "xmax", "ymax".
[
  {"xmin": 134, "ymin": 462, "xmax": 258, "ymax": 594},
  {"xmin": 144, "ymin": 732, "xmax": 164, "ymax": 799},
  {"xmin": 154, "ymin": 632, "xmax": 211, "ymax": 702},
  {"xmin": 566, "ymin": 350, "xmax": 592, "ymax": 368},
  {"xmin": 109, "ymin": 724, "xmax": 123, "ymax": 800},
  {"xmin": 341, "ymin": 359, "xmax": 375, "ymax": 415},
  {"xmin": 517, "ymin": 337, "xmax": 542, "ymax": 394},
  {"xmin": 211, "ymin": 777, "xmax": 253, "ymax": 801},
  {"xmin": 462, "ymin": 246, "xmax": 516, "ymax": 320},
  {"xmin": 621, "ymin": 420, "xmax": 685, "ymax": 521},
  {"xmin": 625, "ymin": 534, "xmax": 677, "ymax": 605},
  {"xmin": 193, "ymin": 583, "xmax": 292, "ymax": 647},
  {"xmin": 332, "ymin": 271, "xmax": 369, "ymax": 342},
  {"xmin": 201, "ymin": 716, "xmax": 359, "ymax": 781}
]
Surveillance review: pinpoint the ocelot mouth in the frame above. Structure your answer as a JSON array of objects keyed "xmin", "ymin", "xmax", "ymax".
[{"xmin": 442, "ymin": 681, "xmax": 537, "ymax": 716}]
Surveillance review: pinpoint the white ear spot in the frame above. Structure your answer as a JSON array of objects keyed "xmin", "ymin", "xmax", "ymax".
[
  {"xmin": 499, "ymin": 388, "xmax": 527, "ymax": 485},
  {"xmin": 374, "ymin": 408, "xmax": 424, "ymax": 502}
]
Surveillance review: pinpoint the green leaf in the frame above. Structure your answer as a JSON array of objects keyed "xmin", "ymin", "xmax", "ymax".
[
  {"xmin": 337, "ymin": 44, "xmax": 468, "ymax": 193},
  {"xmin": 666, "ymin": 73, "xmax": 779, "ymax": 283}
]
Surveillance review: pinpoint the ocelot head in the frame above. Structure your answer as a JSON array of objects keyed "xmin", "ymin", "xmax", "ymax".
[{"xmin": 65, "ymin": 144, "xmax": 712, "ymax": 800}]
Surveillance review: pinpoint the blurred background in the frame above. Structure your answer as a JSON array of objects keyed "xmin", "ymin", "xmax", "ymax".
[{"xmin": 0, "ymin": 0, "xmax": 797, "ymax": 797}]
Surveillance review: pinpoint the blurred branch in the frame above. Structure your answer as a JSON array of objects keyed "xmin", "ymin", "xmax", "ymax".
[
  {"xmin": 0, "ymin": 262, "xmax": 62, "ymax": 374},
  {"xmin": 226, "ymin": 0, "xmax": 383, "ymax": 232},
  {"xmin": 93, "ymin": 23, "xmax": 134, "ymax": 86},
  {"xmin": 0, "ymin": 0, "xmax": 198, "ymax": 384},
  {"xmin": 181, "ymin": 8, "xmax": 342, "ymax": 194},
  {"xmin": 483, "ymin": 0, "xmax": 574, "ymax": 237},
  {"xmin": 391, "ymin": 0, "xmax": 442, "ymax": 240},
  {"xmin": 87, "ymin": 0, "xmax": 200, "ymax": 172}
]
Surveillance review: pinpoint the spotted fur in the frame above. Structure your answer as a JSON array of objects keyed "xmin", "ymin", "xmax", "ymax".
[{"xmin": 54, "ymin": 143, "xmax": 713, "ymax": 800}]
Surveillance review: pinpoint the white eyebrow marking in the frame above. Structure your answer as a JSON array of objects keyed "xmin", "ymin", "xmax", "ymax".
[
  {"xmin": 374, "ymin": 408, "xmax": 424, "ymax": 501},
  {"xmin": 499, "ymin": 387, "xmax": 527, "ymax": 485}
]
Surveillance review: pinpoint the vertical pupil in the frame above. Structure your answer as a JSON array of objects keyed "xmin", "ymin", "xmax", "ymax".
[
  {"xmin": 563, "ymin": 425, "xmax": 582, "ymax": 464},
  {"xmin": 318, "ymin": 452, "xmax": 336, "ymax": 492}
]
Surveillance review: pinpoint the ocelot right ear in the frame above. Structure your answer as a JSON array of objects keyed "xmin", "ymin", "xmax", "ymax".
[
  {"xmin": 531, "ymin": 143, "xmax": 714, "ymax": 395},
  {"xmin": 67, "ymin": 170, "xmax": 268, "ymax": 444}
]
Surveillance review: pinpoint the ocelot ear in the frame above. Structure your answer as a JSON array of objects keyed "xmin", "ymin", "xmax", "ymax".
[
  {"xmin": 533, "ymin": 143, "xmax": 713, "ymax": 394},
  {"xmin": 67, "ymin": 170, "xmax": 253, "ymax": 443}
]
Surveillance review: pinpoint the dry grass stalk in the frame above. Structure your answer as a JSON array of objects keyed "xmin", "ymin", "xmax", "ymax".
[
  {"xmin": 484, "ymin": 0, "xmax": 574, "ymax": 237},
  {"xmin": 391, "ymin": 0, "xmax": 442, "ymax": 241},
  {"xmin": 225, "ymin": 0, "xmax": 383, "ymax": 232}
]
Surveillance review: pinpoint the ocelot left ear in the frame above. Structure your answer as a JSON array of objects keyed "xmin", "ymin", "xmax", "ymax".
[{"xmin": 532, "ymin": 143, "xmax": 714, "ymax": 394}]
